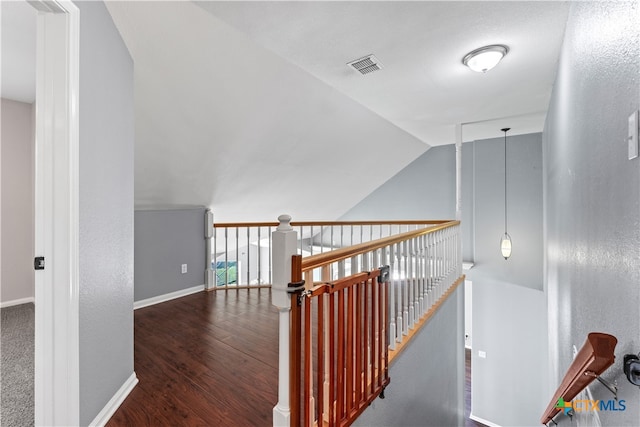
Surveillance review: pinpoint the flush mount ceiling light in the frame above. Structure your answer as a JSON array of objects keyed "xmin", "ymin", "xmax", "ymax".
[{"xmin": 462, "ymin": 44, "xmax": 509, "ymax": 73}]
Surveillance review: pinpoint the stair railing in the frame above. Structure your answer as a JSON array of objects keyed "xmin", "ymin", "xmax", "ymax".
[
  {"xmin": 211, "ymin": 219, "xmax": 445, "ymax": 290},
  {"xmin": 271, "ymin": 214, "xmax": 463, "ymax": 427}
]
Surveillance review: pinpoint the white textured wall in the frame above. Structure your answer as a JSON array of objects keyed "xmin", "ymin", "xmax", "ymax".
[
  {"xmin": 76, "ymin": 1, "xmax": 135, "ymax": 425},
  {"xmin": 105, "ymin": 1, "xmax": 428, "ymax": 223},
  {"xmin": 1, "ymin": 98, "xmax": 34, "ymax": 305},
  {"xmin": 544, "ymin": 2, "xmax": 640, "ymax": 426}
]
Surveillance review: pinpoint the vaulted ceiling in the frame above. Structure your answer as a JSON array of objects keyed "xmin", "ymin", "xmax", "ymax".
[
  {"xmin": 5, "ymin": 1, "xmax": 572, "ymax": 222},
  {"xmin": 198, "ymin": 1, "xmax": 570, "ymax": 145}
]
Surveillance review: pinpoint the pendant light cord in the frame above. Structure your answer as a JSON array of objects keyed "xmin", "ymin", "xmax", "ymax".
[{"xmin": 501, "ymin": 128, "xmax": 510, "ymax": 235}]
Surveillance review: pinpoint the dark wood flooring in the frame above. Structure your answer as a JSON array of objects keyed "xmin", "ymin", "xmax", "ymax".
[
  {"xmin": 107, "ymin": 289, "xmax": 279, "ymax": 427},
  {"xmin": 465, "ymin": 348, "xmax": 486, "ymax": 427},
  {"xmin": 108, "ymin": 289, "xmax": 484, "ymax": 426}
]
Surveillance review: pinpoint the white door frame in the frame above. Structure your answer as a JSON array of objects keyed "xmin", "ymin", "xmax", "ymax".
[{"xmin": 32, "ymin": 0, "xmax": 80, "ymax": 425}]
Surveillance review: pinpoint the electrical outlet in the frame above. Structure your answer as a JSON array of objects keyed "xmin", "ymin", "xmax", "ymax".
[
  {"xmin": 629, "ymin": 110, "xmax": 638, "ymax": 160},
  {"xmin": 181, "ymin": 264, "xmax": 187, "ymax": 274}
]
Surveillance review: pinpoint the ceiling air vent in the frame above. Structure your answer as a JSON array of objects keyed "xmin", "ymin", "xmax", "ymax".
[{"xmin": 347, "ymin": 54, "xmax": 383, "ymax": 75}]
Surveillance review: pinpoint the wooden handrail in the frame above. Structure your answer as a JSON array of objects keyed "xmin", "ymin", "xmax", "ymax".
[
  {"xmin": 540, "ymin": 332, "xmax": 617, "ymax": 425},
  {"xmin": 301, "ymin": 220, "xmax": 460, "ymax": 272},
  {"xmin": 213, "ymin": 219, "xmax": 452, "ymax": 228}
]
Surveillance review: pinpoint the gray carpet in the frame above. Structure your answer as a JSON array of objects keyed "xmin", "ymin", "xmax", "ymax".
[{"xmin": 1, "ymin": 303, "xmax": 35, "ymax": 427}]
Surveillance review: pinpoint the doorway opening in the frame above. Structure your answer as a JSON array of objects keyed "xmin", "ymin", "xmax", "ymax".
[
  {"xmin": 1, "ymin": 1, "xmax": 37, "ymax": 425},
  {"xmin": 0, "ymin": 0, "xmax": 81, "ymax": 425}
]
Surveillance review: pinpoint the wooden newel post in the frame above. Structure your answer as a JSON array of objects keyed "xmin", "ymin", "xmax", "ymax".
[
  {"xmin": 289, "ymin": 255, "xmax": 303, "ymax": 427},
  {"xmin": 272, "ymin": 215, "xmax": 298, "ymax": 427}
]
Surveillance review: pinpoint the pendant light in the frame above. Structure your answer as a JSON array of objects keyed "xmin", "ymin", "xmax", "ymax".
[{"xmin": 500, "ymin": 127, "xmax": 512, "ymax": 260}]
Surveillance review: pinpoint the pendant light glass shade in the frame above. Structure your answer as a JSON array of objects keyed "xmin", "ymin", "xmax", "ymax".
[{"xmin": 500, "ymin": 232, "xmax": 512, "ymax": 260}]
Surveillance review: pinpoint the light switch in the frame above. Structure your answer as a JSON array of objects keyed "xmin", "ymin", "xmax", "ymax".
[
  {"xmin": 478, "ymin": 350, "xmax": 486, "ymax": 358},
  {"xmin": 629, "ymin": 110, "xmax": 638, "ymax": 160}
]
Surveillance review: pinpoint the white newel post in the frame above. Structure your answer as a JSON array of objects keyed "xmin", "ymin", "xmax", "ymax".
[
  {"xmin": 205, "ymin": 209, "xmax": 215, "ymax": 290},
  {"xmin": 272, "ymin": 214, "xmax": 298, "ymax": 427}
]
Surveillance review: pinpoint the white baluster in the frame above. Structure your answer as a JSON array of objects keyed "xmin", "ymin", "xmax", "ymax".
[
  {"xmin": 429, "ymin": 232, "xmax": 436, "ymax": 307},
  {"xmin": 412, "ymin": 237, "xmax": 420, "ymax": 324},
  {"xmin": 437, "ymin": 229, "xmax": 443, "ymax": 300},
  {"xmin": 418, "ymin": 235, "xmax": 425, "ymax": 316},
  {"xmin": 402, "ymin": 240, "xmax": 409, "ymax": 335},
  {"xmin": 224, "ymin": 227, "xmax": 229, "ymax": 288},
  {"xmin": 246, "ymin": 227, "xmax": 251, "ymax": 285},
  {"xmin": 351, "ymin": 254, "xmax": 359, "ymax": 276},
  {"xmin": 395, "ymin": 243, "xmax": 403, "ymax": 342},
  {"xmin": 408, "ymin": 238, "xmax": 415, "ymax": 330},
  {"xmin": 388, "ymin": 244, "xmax": 397, "ymax": 349},
  {"xmin": 257, "ymin": 227, "xmax": 262, "ymax": 285},
  {"xmin": 338, "ymin": 259, "xmax": 346, "ymax": 280},
  {"xmin": 235, "ymin": 227, "xmax": 240, "ymax": 286}
]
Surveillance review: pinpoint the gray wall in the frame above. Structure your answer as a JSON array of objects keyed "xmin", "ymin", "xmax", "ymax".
[
  {"xmin": 1, "ymin": 98, "xmax": 34, "ymax": 304},
  {"xmin": 342, "ymin": 133, "xmax": 546, "ymax": 425},
  {"xmin": 465, "ymin": 133, "xmax": 543, "ymax": 291},
  {"xmin": 77, "ymin": 1, "xmax": 134, "ymax": 425},
  {"xmin": 135, "ymin": 207, "xmax": 206, "ymax": 301},
  {"xmin": 544, "ymin": 2, "xmax": 640, "ymax": 426},
  {"xmin": 340, "ymin": 144, "xmax": 456, "ymax": 221},
  {"xmin": 461, "ymin": 142, "xmax": 474, "ymax": 261},
  {"xmin": 472, "ymin": 280, "xmax": 547, "ymax": 426},
  {"xmin": 464, "ymin": 134, "xmax": 546, "ymax": 426},
  {"xmin": 353, "ymin": 285, "xmax": 465, "ymax": 427}
]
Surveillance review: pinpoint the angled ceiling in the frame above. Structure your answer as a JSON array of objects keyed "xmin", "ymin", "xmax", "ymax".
[
  {"xmin": 106, "ymin": 1, "xmax": 429, "ymax": 222},
  {"xmin": 104, "ymin": 1, "xmax": 570, "ymax": 222},
  {"xmin": 196, "ymin": 1, "xmax": 571, "ymax": 144}
]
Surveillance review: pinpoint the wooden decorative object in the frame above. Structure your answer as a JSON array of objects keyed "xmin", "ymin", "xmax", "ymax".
[{"xmin": 540, "ymin": 332, "xmax": 617, "ymax": 425}]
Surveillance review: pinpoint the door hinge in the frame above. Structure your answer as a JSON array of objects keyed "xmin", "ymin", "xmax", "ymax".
[{"xmin": 34, "ymin": 256, "xmax": 45, "ymax": 270}]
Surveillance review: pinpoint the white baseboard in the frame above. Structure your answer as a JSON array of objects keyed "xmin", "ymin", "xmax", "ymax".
[
  {"xmin": 470, "ymin": 413, "xmax": 501, "ymax": 427},
  {"xmin": 0, "ymin": 297, "xmax": 35, "ymax": 308},
  {"xmin": 89, "ymin": 372, "xmax": 138, "ymax": 427},
  {"xmin": 134, "ymin": 284, "xmax": 204, "ymax": 310}
]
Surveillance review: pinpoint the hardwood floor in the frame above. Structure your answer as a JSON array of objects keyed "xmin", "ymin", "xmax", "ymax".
[
  {"xmin": 107, "ymin": 288, "xmax": 279, "ymax": 427},
  {"xmin": 108, "ymin": 289, "xmax": 485, "ymax": 426},
  {"xmin": 465, "ymin": 348, "xmax": 486, "ymax": 427}
]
